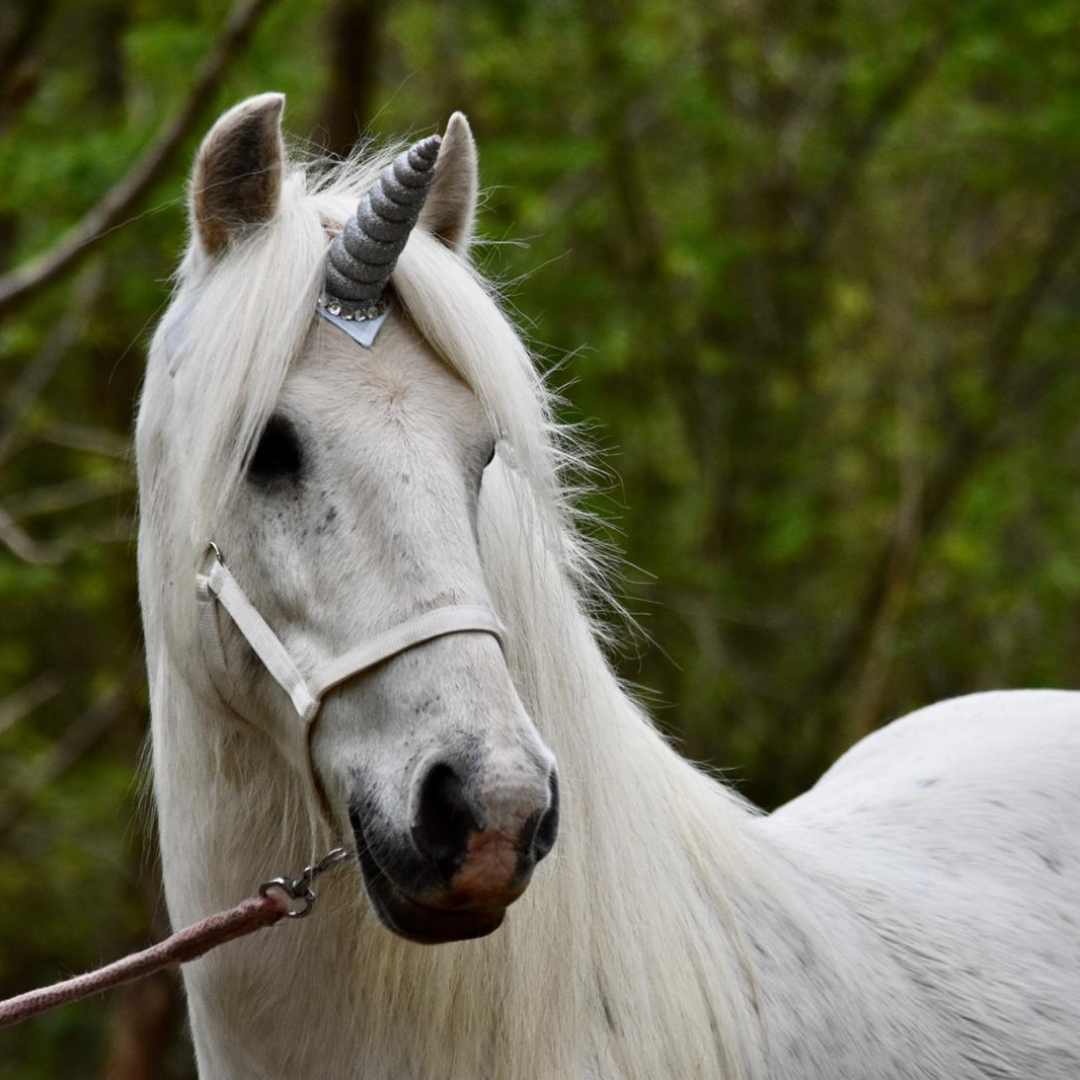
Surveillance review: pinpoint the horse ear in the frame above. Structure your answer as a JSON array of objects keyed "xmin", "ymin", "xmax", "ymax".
[
  {"xmin": 190, "ymin": 93, "xmax": 285, "ymax": 258},
  {"xmin": 419, "ymin": 112, "xmax": 479, "ymax": 255}
]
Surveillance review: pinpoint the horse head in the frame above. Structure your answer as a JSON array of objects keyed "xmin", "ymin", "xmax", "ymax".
[{"xmin": 174, "ymin": 95, "xmax": 558, "ymax": 944}]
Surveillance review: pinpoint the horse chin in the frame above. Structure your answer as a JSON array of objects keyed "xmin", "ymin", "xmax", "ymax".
[
  {"xmin": 354, "ymin": 844, "xmax": 507, "ymax": 945},
  {"xmin": 365, "ymin": 872, "xmax": 507, "ymax": 944}
]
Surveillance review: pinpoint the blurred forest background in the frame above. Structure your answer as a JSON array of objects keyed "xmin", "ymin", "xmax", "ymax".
[{"xmin": 2, "ymin": 0, "xmax": 1080, "ymax": 1074}]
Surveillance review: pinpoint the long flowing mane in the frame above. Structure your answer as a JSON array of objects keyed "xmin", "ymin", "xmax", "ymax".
[{"xmin": 140, "ymin": 145, "xmax": 788, "ymax": 1077}]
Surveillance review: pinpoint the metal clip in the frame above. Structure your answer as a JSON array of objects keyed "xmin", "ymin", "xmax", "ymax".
[{"xmin": 258, "ymin": 847, "xmax": 349, "ymax": 919}]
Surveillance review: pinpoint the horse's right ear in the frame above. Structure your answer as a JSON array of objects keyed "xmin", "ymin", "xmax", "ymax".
[{"xmin": 190, "ymin": 93, "xmax": 285, "ymax": 259}]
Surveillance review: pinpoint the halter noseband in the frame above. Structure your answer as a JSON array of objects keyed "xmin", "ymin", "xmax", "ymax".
[{"xmin": 196, "ymin": 543, "xmax": 507, "ymax": 812}]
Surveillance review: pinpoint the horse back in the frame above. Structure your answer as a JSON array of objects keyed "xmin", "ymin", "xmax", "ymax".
[{"xmin": 764, "ymin": 689, "xmax": 1080, "ymax": 1079}]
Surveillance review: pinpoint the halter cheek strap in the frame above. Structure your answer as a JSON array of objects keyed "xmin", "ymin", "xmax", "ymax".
[{"xmin": 195, "ymin": 544, "xmax": 507, "ymax": 809}]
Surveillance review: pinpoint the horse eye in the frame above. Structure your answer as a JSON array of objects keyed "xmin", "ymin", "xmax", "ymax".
[
  {"xmin": 248, "ymin": 415, "xmax": 302, "ymax": 482},
  {"xmin": 483, "ymin": 439, "xmax": 497, "ymax": 469}
]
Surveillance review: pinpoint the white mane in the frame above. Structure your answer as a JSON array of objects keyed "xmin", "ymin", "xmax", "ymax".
[
  {"xmin": 141, "ymin": 146, "xmax": 778, "ymax": 1077},
  {"xmin": 140, "ymin": 143, "xmax": 1080, "ymax": 1080}
]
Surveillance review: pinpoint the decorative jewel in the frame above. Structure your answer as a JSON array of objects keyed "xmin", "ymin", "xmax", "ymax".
[
  {"xmin": 316, "ymin": 292, "xmax": 390, "ymax": 323},
  {"xmin": 316, "ymin": 291, "xmax": 393, "ymax": 349}
]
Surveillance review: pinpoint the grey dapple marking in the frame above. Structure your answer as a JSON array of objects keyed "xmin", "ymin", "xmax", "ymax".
[{"xmin": 138, "ymin": 94, "xmax": 1080, "ymax": 1078}]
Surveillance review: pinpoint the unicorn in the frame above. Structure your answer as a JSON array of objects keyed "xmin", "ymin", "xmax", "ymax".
[{"xmin": 137, "ymin": 93, "xmax": 1080, "ymax": 1079}]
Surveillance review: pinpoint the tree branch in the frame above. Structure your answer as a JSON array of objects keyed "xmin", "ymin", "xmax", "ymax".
[
  {"xmin": 0, "ymin": 687, "xmax": 129, "ymax": 839},
  {"xmin": 812, "ymin": 192, "xmax": 1080, "ymax": 714},
  {"xmin": 0, "ymin": 0, "xmax": 56, "ymax": 134},
  {"xmin": 0, "ymin": 673, "xmax": 61, "ymax": 738},
  {"xmin": 30, "ymin": 421, "xmax": 131, "ymax": 460},
  {"xmin": 0, "ymin": 265, "xmax": 105, "ymax": 465},
  {"xmin": 0, "ymin": 0, "xmax": 277, "ymax": 319},
  {"xmin": 319, "ymin": 0, "xmax": 388, "ymax": 158},
  {"xmin": 0, "ymin": 494, "xmax": 135, "ymax": 565},
  {"xmin": 0, "ymin": 505, "xmax": 64, "ymax": 564},
  {"xmin": 804, "ymin": 23, "xmax": 953, "ymax": 255},
  {"xmin": 2, "ymin": 471, "xmax": 134, "ymax": 521}
]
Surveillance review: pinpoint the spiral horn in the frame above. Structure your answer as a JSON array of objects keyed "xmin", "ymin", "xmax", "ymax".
[{"xmin": 323, "ymin": 134, "xmax": 442, "ymax": 314}]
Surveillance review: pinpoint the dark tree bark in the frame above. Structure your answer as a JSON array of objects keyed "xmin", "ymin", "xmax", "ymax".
[
  {"xmin": 0, "ymin": 0, "xmax": 56, "ymax": 133},
  {"xmin": 87, "ymin": 1, "xmax": 129, "ymax": 116},
  {"xmin": 318, "ymin": 0, "xmax": 387, "ymax": 159},
  {"xmin": 104, "ymin": 972, "xmax": 185, "ymax": 1080}
]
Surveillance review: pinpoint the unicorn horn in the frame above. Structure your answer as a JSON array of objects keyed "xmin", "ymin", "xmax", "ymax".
[{"xmin": 324, "ymin": 134, "xmax": 442, "ymax": 310}]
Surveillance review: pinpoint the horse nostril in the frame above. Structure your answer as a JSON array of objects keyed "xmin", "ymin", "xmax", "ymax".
[
  {"xmin": 411, "ymin": 761, "xmax": 483, "ymax": 881},
  {"xmin": 528, "ymin": 769, "xmax": 560, "ymax": 864}
]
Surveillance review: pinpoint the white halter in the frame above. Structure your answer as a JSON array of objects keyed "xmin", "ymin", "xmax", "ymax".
[{"xmin": 196, "ymin": 543, "xmax": 507, "ymax": 810}]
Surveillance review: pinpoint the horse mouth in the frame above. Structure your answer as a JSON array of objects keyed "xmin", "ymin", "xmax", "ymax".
[{"xmin": 352, "ymin": 820, "xmax": 507, "ymax": 945}]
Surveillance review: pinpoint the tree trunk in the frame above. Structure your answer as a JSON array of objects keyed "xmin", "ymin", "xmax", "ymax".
[{"xmin": 319, "ymin": 0, "xmax": 387, "ymax": 158}]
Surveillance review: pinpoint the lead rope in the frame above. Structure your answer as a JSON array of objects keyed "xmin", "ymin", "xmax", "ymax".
[{"xmin": 0, "ymin": 847, "xmax": 348, "ymax": 1031}]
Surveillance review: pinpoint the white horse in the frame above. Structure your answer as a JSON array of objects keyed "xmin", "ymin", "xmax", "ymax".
[{"xmin": 137, "ymin": 93, "xmax": 1080, "ymax": 1079}]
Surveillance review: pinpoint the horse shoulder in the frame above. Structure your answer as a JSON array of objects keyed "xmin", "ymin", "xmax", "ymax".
[{"xmin": 757, "ymin": 689, "xmax": 1080, "ymax": 1079}]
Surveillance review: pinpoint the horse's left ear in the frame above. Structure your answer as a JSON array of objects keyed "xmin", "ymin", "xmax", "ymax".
[
  {"xmin": 419, "ymin": 112, "xmax": 479, "ymax": 256},
  {"xmin": 190, "ymin": 92, "xmax": 285, "ymax": 258}
]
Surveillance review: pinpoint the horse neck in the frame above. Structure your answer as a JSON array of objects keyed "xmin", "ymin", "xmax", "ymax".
[
  {"xmin": 151, "ymin": 635, "xmax": 776, "ymax": 1078},
  {"xmin": 145, "ymin": 495, "xmax": 853, "ymax": 1079}
]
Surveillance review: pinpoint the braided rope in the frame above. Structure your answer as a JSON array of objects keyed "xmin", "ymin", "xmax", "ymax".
[{"xmin": 0, "ymin": 890, "xmax": 291, "ymax": 1030}]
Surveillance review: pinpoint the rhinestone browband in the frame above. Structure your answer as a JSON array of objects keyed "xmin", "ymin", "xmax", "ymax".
[{"xmin": 316, "ymin": 292, "xmax": 390, "ymax": 322}]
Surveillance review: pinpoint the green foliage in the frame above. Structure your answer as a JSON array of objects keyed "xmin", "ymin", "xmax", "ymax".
[{"xmin": 3, "ymin": 0, "xmax": 1080, "ymax": 1073}]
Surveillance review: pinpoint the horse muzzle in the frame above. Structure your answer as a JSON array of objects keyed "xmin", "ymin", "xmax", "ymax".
[{"xmin": 349, "ymin": 761, "xmax": 559, "ymax": 944}]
